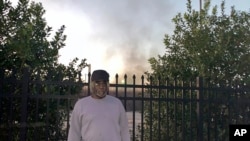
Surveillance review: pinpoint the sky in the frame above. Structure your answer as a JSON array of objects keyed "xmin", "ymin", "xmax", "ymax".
[{"xmin": 10, "ymin": 0, "xmax": 250, "ymax": 82}]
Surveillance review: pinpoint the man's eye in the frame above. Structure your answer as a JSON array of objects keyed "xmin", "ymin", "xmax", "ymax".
[{"xmin": 95, "ymin": 82, "xmax": 107, "ymax": 86}]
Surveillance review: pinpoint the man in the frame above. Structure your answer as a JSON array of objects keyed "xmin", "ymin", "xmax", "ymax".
[{"xmin": 67, "ymin": 70, "xmax": 130, "ymax": 141}]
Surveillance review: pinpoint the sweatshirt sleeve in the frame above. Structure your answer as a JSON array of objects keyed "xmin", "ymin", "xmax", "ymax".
[
  {"xmin": 67, "ymin": 101, "xmax": 82, "ymax": 141},
  {"xmin": 119, "ymin": 103, "xmax": 131, "ymax": 141}
]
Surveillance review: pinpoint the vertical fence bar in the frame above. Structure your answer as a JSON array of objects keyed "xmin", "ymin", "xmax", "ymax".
[
  {"xmin": 214, "ymin": 90, "xmax": 218, "ymax": 139},
  {"xmin": 0, "ymin": 68, "xmax": 3, "ymax": 125},
  {"xmin": 174, "ymin": 78, "xmax": 177, "ymax": 141},
  {"xmin": 66, "ymin": 96, "xmax": 70, "ymax": 138},
  {"xmin": 157, "ymin": 76, "xmax": 161, "ymax": 141},
  {"xmin": 46, "ymin": 71, "xmax": 51, "ymax": 140},
  {"xmin": 46, "ymin": 97, "xmax": 50, "ymax": 140},
  {"xmin": 9, "ymin": 69, "xmax": 17, "ymax": 141},
  {"xmin": 87, "ymin": 72, "xmax": 91, "ymax": 95},
  {"xmin": 166, "ymin": 79, "xmax": 170, "ymax": 140},
  {"xmin": 35, "ymin": 96, "xmax": 40, "ymax": 140},
  {"xmin": 189, "ymin": 81, "xmax": 193, "ymax": 141},
  {"xmin": 8, "ymin": 82, "xmax": 14, "ymax": 141},
  {"xmin": 228, "ymin": 82, "xmax": 233, "ymax": 125},
  {"xmin": 0, "ymin": 68, "xmax": 6, "ymax": 138},
  {"xmin": 20, "ymin": 68, "xmax": 29, "ymax": 141},
  {"xmin": 132, "ymin": 75, "xmax": 136, "ymax": 141},
  {"xmin": 181, "ymin": 80, "xmax": 185, "ymax": 141},
  {"xmin": 124, "ymin": 75, "xmax": 127, "ymax": 110},
  {"xmin": 115, "ymin": 74, "xmax": 119, "ymax": 97},
  {"xmin": 56, "ymin": 99, "xmax": 60, "ymax": 140},
  {"xmin": 207, "ymin": 86, "xmax": 211, "ymax": 141},
  {"xmin": 174, "ymin": 78, "xmax": 178, "ymax": 141},
  {"xmin": 141, "ymin": 75, "xmax": 144, "ymax": 141},
  {"xmin": 149, "ymin": 76, "xmax": 153, "ymax": 141},
  {"xmin": 196, "ymin": 77, "xmax": 203, "ymax": 141},
  {"xmin": 34, "ymin": 71, "xmax": 41, "ymax": 140}
]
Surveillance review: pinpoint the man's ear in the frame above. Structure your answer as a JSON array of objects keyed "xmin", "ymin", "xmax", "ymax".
[{"xmin": 90, "ymin": 80, "xmax": 95, "ymax": 94}]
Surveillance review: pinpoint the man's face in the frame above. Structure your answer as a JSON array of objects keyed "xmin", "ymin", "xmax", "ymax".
[{"xmin": 92, "ymin": 80, "xmax": 108, "ymax": 99}]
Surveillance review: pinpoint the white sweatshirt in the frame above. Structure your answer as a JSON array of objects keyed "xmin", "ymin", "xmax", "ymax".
[{"xmin": 67, "ymin": 95, "xmax": 130, "ymax": 141}]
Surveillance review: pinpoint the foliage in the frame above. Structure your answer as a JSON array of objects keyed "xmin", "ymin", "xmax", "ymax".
[
  {"xmin": 0, "ymin": 0, "xmax": 88, "ymax": 140},
  {"xmin": 148, "ymin": 0, "xmax": 250, "ymax": 83},
  {"xmin": 139, "ymin": 0, "xmax": 250, "ymax": 140}
]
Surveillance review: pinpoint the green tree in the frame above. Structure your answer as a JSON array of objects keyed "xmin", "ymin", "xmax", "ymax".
[
  {"xmin": 139, "ymin": 0, "xmax": 250, "ymax": 140},
  {"xmin": 1, "ymin": 0, "xmax": 69, "ymax": 72},
  {"xmin": 0, "ymin": 0, "xmax": 88, "ymax": 140},
  {"xmin": 149, "ymin": 0, "xmax": 250, "ymax": 82}
]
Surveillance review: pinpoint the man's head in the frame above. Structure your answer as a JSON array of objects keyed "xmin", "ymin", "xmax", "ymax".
[{"xmin": 90, "ymin": 70, "xmax": 109, "ymax": 99}]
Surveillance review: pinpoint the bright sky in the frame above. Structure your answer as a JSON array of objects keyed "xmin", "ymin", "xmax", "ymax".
[{"xmin": 10, "ymin": 0, "xmax": 250, "ymax": 82}]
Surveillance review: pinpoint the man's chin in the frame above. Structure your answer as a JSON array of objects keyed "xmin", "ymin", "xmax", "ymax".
[{"xmin": 96, "ymin": 93, "xmax": 106, "ymax": 98}]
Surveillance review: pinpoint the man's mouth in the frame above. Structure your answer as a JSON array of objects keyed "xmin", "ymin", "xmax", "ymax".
[{"xmin": 96, "ymin": 90, "xmax": 106, "ymax": 98}]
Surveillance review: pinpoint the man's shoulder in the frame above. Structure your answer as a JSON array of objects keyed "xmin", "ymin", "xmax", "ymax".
[
  {"xmin": 106, "ymin": 95, "xmax": 119, "ymax": 100},
  {"xmin": 106, "ymin": 95, "xmax": 122, "ymax": 103}
]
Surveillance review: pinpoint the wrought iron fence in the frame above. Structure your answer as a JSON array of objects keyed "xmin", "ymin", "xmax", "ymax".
[{"xmin": 0, "ymin": 68, "xmax": 250, "ymax": 141}]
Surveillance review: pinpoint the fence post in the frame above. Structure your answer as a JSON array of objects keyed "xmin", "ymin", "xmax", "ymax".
[
  {"xmin": 0, "ymin": 68, "xmax": 4, "ymax": 124},
  {"xmin": 88, "ymin": 72, "xmax": 91, "ymax": 95},
  {"xmin": 20, "ymin": 68, "xmax": 29, "ymax": 141},
  {"xmin": 196, "ymin": 77, "xmax": 203, "ymax": 141}
]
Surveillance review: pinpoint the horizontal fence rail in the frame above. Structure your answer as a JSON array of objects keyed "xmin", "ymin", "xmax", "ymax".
[{"xmin": 1, "ymin": 68, "xmax": 250, "ymax": 141}]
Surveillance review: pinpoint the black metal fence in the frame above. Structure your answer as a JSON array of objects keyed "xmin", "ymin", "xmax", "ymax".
[{"xmin": 1, "ymin": 68, "xmax": 250, "ymax": 141}]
